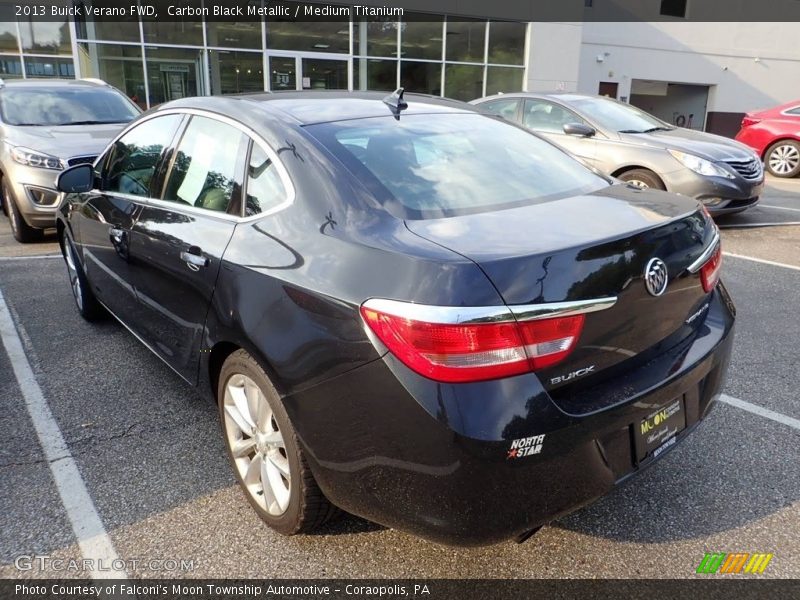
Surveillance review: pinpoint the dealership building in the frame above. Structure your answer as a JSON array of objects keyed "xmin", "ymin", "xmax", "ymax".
[{"xmin": 0, "ymin": 1, "xmax": 798, "ymax": 137}]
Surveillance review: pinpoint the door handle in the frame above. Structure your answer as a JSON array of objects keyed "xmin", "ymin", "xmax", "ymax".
[{"xmin": 180, "ymin": 249, "xmax": 209, "ymax": 270}]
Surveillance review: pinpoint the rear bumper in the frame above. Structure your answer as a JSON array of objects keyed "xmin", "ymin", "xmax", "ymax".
[{"xmin": 285, "ymin": 284, "xmax": 735, "ymax": 546}]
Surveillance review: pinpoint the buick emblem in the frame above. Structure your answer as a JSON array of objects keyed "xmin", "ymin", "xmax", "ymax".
[{"xmin": 644, "ymin": 258, "xmax": 668, "ymax": 297}]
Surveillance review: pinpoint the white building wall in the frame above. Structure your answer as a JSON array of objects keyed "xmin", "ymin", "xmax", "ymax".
[
  {"xmin": 578, "ymin": 22, "xmax": 800, "ymax": 113},
  {"xmin": 526, "ymin": 22, "xmax": 583, "ymax": 92}
]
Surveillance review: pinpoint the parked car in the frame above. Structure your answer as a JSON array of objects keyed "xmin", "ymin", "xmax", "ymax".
[
  {"xmin": 55, "ymin": 91, "xmax": 734, "ymax": 546},
  {"xmin": 735, "ymin": 99, "xmax": 800, "ymax": 178},
  {"xmin": 0, "ymin": 78, "xmax": 140, "ymax": 242},
  {"xmin": 472, "ymin": 93, "xmax": 764, "ymax": 215}
]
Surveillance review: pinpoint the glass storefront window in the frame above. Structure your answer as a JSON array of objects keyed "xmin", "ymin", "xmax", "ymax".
[
  {"xmin": 486, "ymin": 66, "xmax": 524, "ymax": 95},
  {"xmin": 145, "ymin": 47, "xmax": 204, "ymax": 106},
  {"xmin": 269, "ymin": 57, "xmax": 296, "ymax": 91},
  {"xmin": 206, "ymin": 21, "xmax": 262, "ymax": 50},
  {"xmin": 18, "ymin": 20, "xmax": 71, "ymax": 54},
  {"xmin": 23, "ymin": 56, "xmax": 74, "ymax": 78},
  {"xmin": 267, "ymin": 8, "xmax": 349, "ymax": 54},
  {"xmin": 445, "ymin": 19, "xmax": 485, "ymax": 63},
  {"xmin": 354, "ymin": 19, "xmax": 397, "ymax": 57},
  {"xmin": 76, "ymin": 16, "xmax": 140, "ymax": 43},
  {"xmin": 444, "ymin": 63, "xmax": 483, "ymax": 101},
  {"xmin": 401, "ymin": 15, "xmax": 442, "ymax": 60},
  {"xmin": 0, "ymin": 22, "xmax": 19, "ymax": 52},
  {"xmin": 79, "ymin": 43, "xmax": 146, "ymax": 109},
  {"xmin": 0, "ymin": 56, "xmax": 23, "ymax": 78},
  {"xmin": 302, "ymin": 58, "xmax": 348, "ymax": 90},
  {"xmin": 401, "ymin": 61, "xmax": 441, "ymax": 95},
  {"xmin": 488, "ymin": 21, "xmax": 526, "ymax": 65},
  {"xmin": 354, "ymin": 58, "xmax": 396, "ymax": 91},
  {"xmin": 143, "ymin": 0, "xmax": 204, "ymax": 47},
  {"xmin": 209, "ymin": 50, "xmax": 264, "ymax": 95}
]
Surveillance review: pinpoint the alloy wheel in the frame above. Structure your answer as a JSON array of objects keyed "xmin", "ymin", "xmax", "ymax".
[
  {"xmin": 64, "ymin": 241, "xmax": 83, "ymax": 311},
  {"xmin": 768, "ymin": 144, "xmax": 800, "ymax": 175},
  {"xmin": 222, "ymin": 373, "xmax": 291, "ymax": 516},
  {"xmin": 626, "ymin": 179, "xmax": 649, "ymax": 189}
]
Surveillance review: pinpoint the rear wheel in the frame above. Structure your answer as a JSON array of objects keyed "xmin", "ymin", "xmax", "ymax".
[
  {"xmin": 765, "ymin": 140, "xmax": 800, "ymax": 178},
  {"xmin": 63, "ymin": 234, "xmax": 104, "ymax": 321},
  {"xmin": 618, "ymin": 168, "xmax": 665, "ymax": 190},
  {"xmin": 3, "ymin": 179, "xmax": 42, "ymax": 243},
  {"xmin": 218, "ymin": 350, "xmax": 336, "ymax": 535}
]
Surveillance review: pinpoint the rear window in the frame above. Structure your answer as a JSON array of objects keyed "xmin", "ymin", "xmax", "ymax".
[
  {"xmin": 0, "ymin": 86, "xmax": 140, "ymax": 126},
  {"xmin": 306, "ymin": 113, "xmax": 607, "ymax": 219}
]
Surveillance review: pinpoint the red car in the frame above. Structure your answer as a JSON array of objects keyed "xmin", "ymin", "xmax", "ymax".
[{"xmin": 735, "ymin": 100, "xmax": 800, "ymax": 178}]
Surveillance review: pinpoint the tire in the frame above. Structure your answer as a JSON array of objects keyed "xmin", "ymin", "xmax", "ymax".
[
  {"xmin": 62, "ymin": 234, "xmax": 105, "ymax": 321},
  {"xmin": 218, "ymin": 349, "xmax": 336, "ymax": 535},
  {"xmin": 3, "ymin": 179, "xmax": 43, "ymax": 243},
  {"xmin": 764, "ymin": 140, "xmax": 800, "ymax": 178},
  {"xmin": 618, "ymin": 168, "xmax": 666, "ymax": 190}
]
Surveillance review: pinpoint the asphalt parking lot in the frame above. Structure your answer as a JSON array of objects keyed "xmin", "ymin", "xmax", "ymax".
[{"xmin": 1, "ymin": 176, "xmax": 799, "ymax": 579}]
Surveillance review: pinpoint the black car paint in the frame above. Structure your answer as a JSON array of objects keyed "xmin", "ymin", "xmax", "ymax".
[{"xmin": 57, "ymin": 92, "xmax": 735, "ymax": 545}]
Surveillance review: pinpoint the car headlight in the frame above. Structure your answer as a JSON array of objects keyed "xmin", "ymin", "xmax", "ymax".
[
  {"xmin": 9, "ymin": 146, "xmax": 65, "ymax": 171},
  {"xmin": 668, "ymin": 149, "xmax": 734, "ymax": 179}
]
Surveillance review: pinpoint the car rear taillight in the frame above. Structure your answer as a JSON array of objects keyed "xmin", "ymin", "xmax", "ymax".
[
  {"xmin": 741, "ymin": 115, "xmax": 761, "ymax": 128},
  {"xmin": 360, "ymin": 303, "xmax": 584, "ymax": 383},
  {"xmin": 700, "ymin": 245, "xmax": 722, "ymax": 293}
]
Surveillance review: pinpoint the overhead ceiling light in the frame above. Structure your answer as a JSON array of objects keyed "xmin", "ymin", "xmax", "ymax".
[
  {"xmin": 336, "ymin": 29, "xmax": 348, "ymax": 35},
  {"xmin": 314, "ymin": 44, "xmax": 330, "ymax": 49}
]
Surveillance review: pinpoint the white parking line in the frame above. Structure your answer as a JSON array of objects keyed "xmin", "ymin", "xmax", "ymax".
[
  {"xmin": 723, "ymin": 252, "xmax": 800, "ymax": 272},
  {"xmin": 760, "ymin": 205, "xmax": 800, "ymax": 213},
  {"xmin": 0, "ymin": 254, "xmax": 61, "ymax": 262},
  {"xmin": 0, "ymin": 288, "xmax": 126, "ymax": 579},
  {"xmin": 718, "ymin": 221, "xmax": 800, "ymax": 229},
  {"xmin": 720, "ymin": 394, "xmax": 800, "ymax": 432}
]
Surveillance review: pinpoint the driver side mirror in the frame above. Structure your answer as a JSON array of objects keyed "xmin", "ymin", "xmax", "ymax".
[
  {"xmin": 563, "ymin": 123, "xmax": 596, "ymax": 137},
  {"xmin": 57, "ymin": 164, "xmax": 94, "ymax": 194}
]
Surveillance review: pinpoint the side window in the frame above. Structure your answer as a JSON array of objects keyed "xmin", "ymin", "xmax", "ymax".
[
  {"xmin": 482, "ymin": 98, "xmax": 520, "ymax": 122},
  {"xmin": 786, "ymin": 107, "xmax": 800, "ymax": 116},
  {"xmin": 244, "ymin": 143, "xmax": 289, "ymax": 217},
  {"xmin": 523, "ymin": 100, "xmax": 586, "ymax": 134},
  {"xmin": 103, "ymin": 114, "xmax": 182, "ymax": 197},
  {"xmin": 162, "ymin": 116, "xmax": 247, "ymax": 213}
]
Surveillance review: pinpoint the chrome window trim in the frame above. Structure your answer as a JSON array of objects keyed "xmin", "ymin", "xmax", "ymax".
[
  {"xmin": 687, "ymin": 229, "xmax": 721, "ymax": 274},
  {"xmin": 779, "ymin": 105, "xmax": 800, "ymax": 116},
  {"xmin": 90, "ymin": 107, "xmax": 295, "ymax": 223},
  {"xmin": 362, "ymin": 296, "xmax": 617, "ymax": 325}
]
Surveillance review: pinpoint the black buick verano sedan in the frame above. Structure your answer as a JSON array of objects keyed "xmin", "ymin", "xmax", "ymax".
[{"xmin": 55, "ymin": 91, "xmax": 734, "ymax": 546}]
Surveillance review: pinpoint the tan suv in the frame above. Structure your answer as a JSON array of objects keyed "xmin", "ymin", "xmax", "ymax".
[{"xmin": 0, "ymin": 78, "xmax": 140, "ymax": 242}]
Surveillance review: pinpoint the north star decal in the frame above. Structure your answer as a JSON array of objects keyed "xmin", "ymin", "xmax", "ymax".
[{"xmin": 507, "ymin": 434, "xmax": 546, "ymax": 459}]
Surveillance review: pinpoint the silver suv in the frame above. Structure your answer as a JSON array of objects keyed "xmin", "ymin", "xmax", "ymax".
[{"xmin": 0, "ymin": 79, "xmax": 140, "ymax": 242}]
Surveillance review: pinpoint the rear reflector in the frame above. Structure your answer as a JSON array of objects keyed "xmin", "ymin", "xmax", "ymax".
[
  {"xmin": 700, "ymin": 244, "xmax": 722, "ymax": 293},
  {"xmin": 360, "ymin": 304, "xmax": 584, "ymax": 383},
  {"xmin": 741, "ymin": 116, "xmax": 761, "ymax": 128}
]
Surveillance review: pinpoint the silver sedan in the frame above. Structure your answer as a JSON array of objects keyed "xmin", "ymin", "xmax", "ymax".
[{"xmin": 472, "ymin": 93, "xmax": 764, "ymax": 215}]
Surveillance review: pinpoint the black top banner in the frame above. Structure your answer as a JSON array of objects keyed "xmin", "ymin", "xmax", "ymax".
[{"xmin": 2, "ymin": 0, "xmax": 800, "ymax": 22}]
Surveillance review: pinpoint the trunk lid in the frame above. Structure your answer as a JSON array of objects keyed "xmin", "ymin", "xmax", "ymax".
[{"xmin": 405, "ymin": 184, "xmax": 718, "ymax": 393}]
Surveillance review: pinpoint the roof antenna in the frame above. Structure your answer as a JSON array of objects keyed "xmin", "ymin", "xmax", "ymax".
[{"xmin": 382, "ymin": 87, "xmax": 408, "ymax": 118}]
